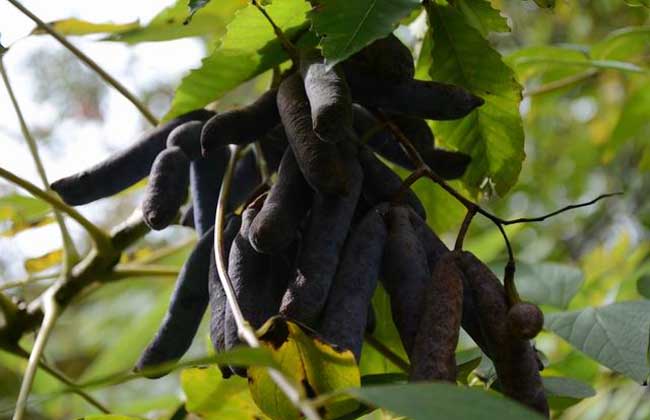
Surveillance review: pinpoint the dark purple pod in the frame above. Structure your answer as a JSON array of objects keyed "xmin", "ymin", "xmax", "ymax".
[
  {"xmin": 201, "ymin": 89, "xmax": 279, "ymax": 157},
  {"xmin": 135, "ymin": 226, "xmax": 216, "ymax": 377},
  {"xmin": 381, "ymin": 205, "xmax": 431, "ymax": 357},
  {"xmin": 300, "ymin": 49, "xmax": 353, "ymax": 144},
  {"xmin": 342, "ymin": 34, "xmax": 414, "ymax": 83},
  {"xmin": 409, "ymin": 252, "xmax": 463, "ymax": 382},
  {"xmin": 456, "ymin": 251, "xmax": 549, "ymax": 417},
  {"xmin": 319, "ymin": 203, "xmax": 389, "ymax": 361},
  {"xmin": 142, "ymin": 146, "xmax": 190, "ymax": 230},
  {"xmin": 279, "ymin": 156, "xmax": 363, "ymax": 327},
  {"xmin": 51, "ymin": 109, "xmax": 213, "ymax": 205},
  {"xmin": 345, "ymin": 71, "xmax": 484, "ymax": 121},
  {"xmin": 248, "ymin": 148, "xmax": 312, "ymax": 254},
  {"xmin": 167, "ymin": 120, "xmax": 204, "ymax": 161},
  {"xmin": 277, "ymin": 73, "xmax": 349, "ymax": 195},
  {"xmin": 190, "ymin": 148, "xmax": 229, "ymax": 236}
]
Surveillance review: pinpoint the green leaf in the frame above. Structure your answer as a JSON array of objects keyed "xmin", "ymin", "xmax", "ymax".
[
  {"xmin": 543, "ymin": 376, "xmax": 595, "ymax": 410},
  {"xmin": 309, "ymin": 0, "xmax": 421, "ymax": 66},
  {"xmin": 360, "ymin": 286, "xmax": 409, "ymax": 376},
  {"xmin": 592, "ymin": 27, "xmax": 650, "ymax": 61},
  {"xmin": 609, "ymin": 84, "xmax": 650, "ymax": 148},
  {"xmin": 30, "ymin": 19, "xmax": 139, "ymax": 36},
  {"xmin": 637, "ymin": 275, "xmax": 650, "ymax": 299},
  {"xmin": 426, "ymin": 4, "xmax": 525, "ymax": 196},
  {"xmin": 344, "ymin": 383, "xmax": 546, "ymax": 420},
  {"xmin": 182, "ymin": 366, "xmax": 268, "ymax": 420},
  {"xmin": 107, "ymin": 0, "xmax": 247, "ymax": 44},
  {"xmin": 249, "ymin": 316, "xmax": 361, "ymax": 420},
  {"xmin": 545, "ymin": 300, "xmax": 650, "ymax": 383},
  {"xmin": 0, "ymin": 193, "xmax": 50, "ymax": 221},
  {"xmin": 514, "ymin": 261, "xmax": 584, "ymax": 309},
  {"xmin": 624, "ymin": 0, "xmax": 650, "ymax": 8},
  {"xmin": 76, "ymin": 416, "xmax": 142, "ymax": 420},
  {"xmin": 506, "ymin": 45, "xmax": 590, "ymax": 83},
  {"xmin": 164, "ymin": 1, "xmax": 312, "ymax": 120},
  {"xmin": 455, "ymin": 0, "xmax": 510, "ymax": 37}
]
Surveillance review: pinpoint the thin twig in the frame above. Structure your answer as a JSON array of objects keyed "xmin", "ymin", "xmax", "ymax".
[
  {"xmin": 13, "ymin": 290, "xmax": 60, "ymax": 420},
  {"xmin": 6, "ymin": 0, "xmax": 158, "ymax": 126},
  {"xmin": 454, "ymin": 208, "xmax": 477, "ymax": 251},
  {"xmin": 111, "ymin": 265, "xmax": 179, "ymax": 279},
  {"xmin": 501, "ymin": 192, "xmax": 623, "ymax": 225},
  {"xmin": 364, "ymin": 333, "xmax": 410, "ymax": 372},
  {"xmin": 0, "ymin": 166, "xmax": 112, "ymax": 253},
  {"xmin": 0, "ymin": 273, "xmax": 58, "ymax": 291},
  {"xmin": 0, "ymin": 56, "xmax": 79, "ymax": 275},
  {"xmin": 213, "ymin": 145, "xmax": 321, "ymax": 420},
  {"xmin": 250, "ymin": 0, "xmax": 298, "ymax": 64}
]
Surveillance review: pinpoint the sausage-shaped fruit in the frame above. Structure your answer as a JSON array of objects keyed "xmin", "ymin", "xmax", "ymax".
[
  {"xmin": 319, "ymin": 204, "xmax": 389, "ymax": 361},
  {"xmin": 300, "ymin": 50, "xmax": 353, "ymax": 143},
  {"xmin": 208, "ymin": 214, "xmax": 241, "ymax": 378},
  {"xmin": 343, "ymin": 34, "xmax": 414, "ymax": 82},
  {"xmin": 405, "ymin": 209, "xmax": 491, "ymax": 358},
  {"xmin": 167, "ymin": 120, "xmax": 204, "ymax": 160},
  {"xmin": 381, "ymin": 206, "xmax": 430, "ymax": 357},
  {"xmin": 227, "ymin": 151, "xmax": 261, "ymax": 212},
  {"xmin": 201, "ymin": 89, "xmax": 279, "ymax": 157},
  {"xmin": 409, "ymin": 252, "xmax": 463, "ymax": 382},
  {"xmin": 344, "ymin": 71, "xmax": 484, "ymax": 121},
  {"xmin": 135, "ymin": 226, "xmax": 216, "ymax": 377},
  {"xmin": 190, "ymin": 149, "xmax": 229, "ymax": 235},
  {"xmin": 277, "ymin": 73, "xmax": 349, "ymax": 195},
  {"xmin": 508, "ymin": 302, "xmax": 544, "ymax": 340},
  {"xmin": 248, "ymin": 148, "xmax": 312, "ymax": 254},
  {"xmin": 358, "ymin": 146, "xmax": 426, "ymax": 220},
  {"xmin": 280, "ymin": 157, "xmax": 363, "ymax": 326},
  {"xmin": 142, "ymin": 146, "xmax": 190, "ymax": 230},
  {"xmin": 51, "ymin": 109, "xmax": 213, "ymax": 205},
  {"xmin": 456, "ymin": 251, "xmax": 549, "ymax": 417},
  {"xmin": 223, "ymin": 203, "xmax": 284, "ymax": 351}
]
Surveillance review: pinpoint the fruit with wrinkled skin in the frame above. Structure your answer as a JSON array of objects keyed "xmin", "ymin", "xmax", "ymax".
[
  {"xmin": 381, "ymin": 205, "xmax": 430, "ymax": 357},
  {"xmin": 409, "ymin": 252, "xmax": 463, "ymax": 382},
  {"xmin": 248, "ymin": 148, "xmax": 312, "ymax": 254},
  {"xmin": 320, "ymin": 203, "xmax": 389, "ymax": 361},
  {"xmin": 51, "ymin": 109, "xmax": 213, "ymax": 206},
  {"xmin": 201, "ymin": 89, "xmax": 279, "ymax": 157},
  {"xmin": 300, "ymin": 49, "xmax": 353, "ymax": 144},
  {"xmin": 280, "ymin": 156, "xmax": 363, "ymax": 327},
  {"xmin": 277, "ymin": 73, "xmax": 349, "ymax": 195},
  {"xmin": 142, "ymin": 146, "xmax": 190, "ymax": 230},
  {"xmin": 508, "ymin": 302, "xmax": 544, "ymax": 340},
  {"xmin": 343, "ymin": 34, "xmax": 415, "ymax": 83}
]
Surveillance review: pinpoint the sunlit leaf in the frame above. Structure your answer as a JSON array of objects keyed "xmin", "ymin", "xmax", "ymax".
[
  {"xmin": 248, "ymin": 316, "xmax": 361, "ymax": 420},
  {"xmin": 344, "ymin": 383, "xmax": 546, "ymax": 420},
  {"xmin": 182, "ymin": 366, "xmax": 268, "ymax": 419},
  {"xmin": 426, "ymin": 3, "xmax": 525, "ymax": 196},
  {"xmin": 0, "ymin": 193, "xmax": 51, "ymax": 228},
  {"xmin": 24, "ymin": 249, "xmax": 63, "ymax": 273},
  {"xmin": 164, "ymin": 0, "xmax": 313, "ymax": 120},
  {"xmin": 30, "ymin": 19, "xmax": 139, "ymax": 36},
  {"xmin": 1, "ymin": 214, "xmax": 54, "ymax": 237},
  {"xmin": 592, "ymin": 27, "xmax": 650, "ymax": 61},
  {"xmin": 108, "ymin": 0, "xmax": 247, "ymax": 44},
  {"xmin": 545, "ymin": 300, "xmax": 650, "ymax": 383},
  {"xmin": 76, "ymin": 415, "xmax": 141, "ymax": 420},
  {"xmin": 608, "ymin": 83, "xmax": 650, "ymax": 149},
  {"xmin": 455, "ymin": 0, "xmax": 510, "ymax": 37},
  {"xmin": 309, "ymin": 0, "xmax": 421, "ymax": 66},
  {"xmin": 623, "ymin": 0, "xmax": 650, "ymax": 8}
]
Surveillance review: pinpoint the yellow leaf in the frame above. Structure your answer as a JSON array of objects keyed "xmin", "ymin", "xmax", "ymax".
[
  {"xmin": 248, "ymin": 316, "xmax": 361, "ymax": 420},
  {"xmin": 31, "ymin": 19, "xmax": 139, "ymax": 36},
  {"xmin": 24, "ymin": 249, "xmax": 63, "ymax": 273},
  {"xmin": 1, "ymin": 215, "xmax": 55, "ymax": 237}
]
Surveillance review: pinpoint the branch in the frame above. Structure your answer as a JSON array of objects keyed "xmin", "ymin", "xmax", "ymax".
[
  {"xmin": 213, "ymin": 145, "xmax": 321, "ymax": 420},
  {"xmin": 0, "ymin": 55, "xmax": 79, "ymax": 274},
  {"xmin": 5, "ymin": 0, "xmax": 158, "ymax": 126},
  {"xmin": 0, "ymin": 166, "xmax": 113, "ymax": 254},
  {"xmin": 13, "ymin": 290, "xmax": 60, "ymax": 420}
]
